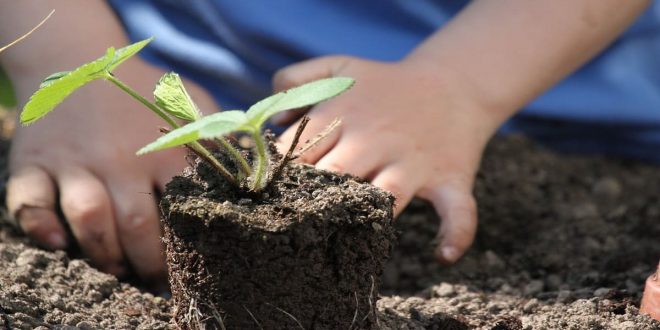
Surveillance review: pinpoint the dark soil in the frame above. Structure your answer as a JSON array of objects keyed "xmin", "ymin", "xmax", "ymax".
[
  {"xmin": 161, "ymin": 156, "xmax": 395, "ymax": 329},
  {"xmin": 0, "ymin": 127, "xmax": 659, "ymax": 329}
]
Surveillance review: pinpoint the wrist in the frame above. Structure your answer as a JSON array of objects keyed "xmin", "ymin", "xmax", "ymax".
[{"xmin": 398, "ymin": 56, "xmax": 515, "ymax": 136}]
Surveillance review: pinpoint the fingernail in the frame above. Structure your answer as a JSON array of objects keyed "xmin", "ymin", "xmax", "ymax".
[
  {"xmin": 442, "ymin": 246, "xmax": 459, "ymax": 263},
  {"xmin": 46, "ymin": 233, "xmax": 67, "ymax": 250}
]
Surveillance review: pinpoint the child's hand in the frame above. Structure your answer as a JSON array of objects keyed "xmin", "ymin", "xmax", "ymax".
[
  {"xmin": 273, "ymin": 56, "xmax": 505, "ymax": 263},
  {"xmin": 5, "ymin": 60, "xmax": 219, "ymax": 285},
  {"xmin": 272, "ymin": 0, "xmax": 650, "ymax": 263},
  {"xmin": 1, "ymin": 1, "xmax": 218, "ymax": 287}
]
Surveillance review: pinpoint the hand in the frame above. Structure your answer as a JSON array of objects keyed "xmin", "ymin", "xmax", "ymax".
[
  {"xmin": 273, "ymin": 56, "xmax": 505, "ymax": 263},
  {"xmin": 6, "ymin": 60, "xmax": 219, "ymax": 285}
]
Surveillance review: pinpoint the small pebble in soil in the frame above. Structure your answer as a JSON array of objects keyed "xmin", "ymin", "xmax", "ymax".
[
  {"xmin": 484, "ymin": 250, "xmax": 506, "ymax": 270},
  {"xmin": 592, "ymin": 176, "xmax": 622, "ymax": 201},
  {"xmin": 523, "ymin": 298, "xmax": 539, "ymax": 313},
  {"xmin": 593, "ymin": 287, "xmax": 611, "ymax": 297},
  {"xmin": 523, "ymin": 280, "xmax": 544, "ymax": 296},
  {"xmin": 572, "ymin": 202, "xmax": 599, "ymax": 219},
  {"xmin": 556, "ymin": 290, "xmax": 573, "ymax": 303},
  {"xmin": 433, "ymin": 283, "xmax": 456, "ymax": 298},
  {"xmin": 544, "ymin": 274, "xmax": 562, "ymax": 291}
]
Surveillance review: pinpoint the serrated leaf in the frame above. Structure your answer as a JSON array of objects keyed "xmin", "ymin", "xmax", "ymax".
[
  {"xmin": 39, "ymin": 71, "xmax": 71, "ymax": 88},
  {"xmin": 21, "ymin": 48, "xmax": 116, "ymax": 125},
  {"xmin": 154, "ymin": 72, "xmax": 201, "ymax": 122},
  {"xmin": 246, "ymin": 77, "xmax": 354, "ymax": 128},
  {"xmin": 107, "ymin": 38, "xmax": 153, "ymax": 72},
  {"xmin": 137, "ymin": 110, "xmax": 248, "ymax": 155}
]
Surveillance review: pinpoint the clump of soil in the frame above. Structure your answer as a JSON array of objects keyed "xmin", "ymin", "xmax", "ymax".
[
  {"xmin": 0, "ymin": 133, "xmax": 659, "ymax": 329},
  {"xmin": 161, "ymin": 155, "xmax": 396, "ymax": 329}
]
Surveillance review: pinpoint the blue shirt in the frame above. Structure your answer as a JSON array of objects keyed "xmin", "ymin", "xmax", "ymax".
[{"xmin": 108, "ymin": 0, "xmax": 660, "ymax": 162}]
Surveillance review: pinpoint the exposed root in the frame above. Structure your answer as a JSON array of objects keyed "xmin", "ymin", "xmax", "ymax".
[
  {"xmin": 349, "ymin": 292, "xmax": 359, "ymax": 330},
  {"xmin": 242, "ymin": 305, "xmax": 264, "ymax": 330},
  {"xmin": 367, "ymin": 275, "xmax": 378, "ymax": 326},
  {"xmin": 182, "ymin": 298, "xmax": 204, "ymax": 330},
  {"xmin": 266, "ymin": 303, "xmax": 304, "ymax": 330},
  {"xmin": 203, "ymin": 302, "xmax": 227, "ymax": 330}
]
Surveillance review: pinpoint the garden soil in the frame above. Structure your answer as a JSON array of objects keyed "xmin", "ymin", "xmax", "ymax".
[{"xmin": 0, "ymin": 120, "xmax": 659, "ymax": 329}]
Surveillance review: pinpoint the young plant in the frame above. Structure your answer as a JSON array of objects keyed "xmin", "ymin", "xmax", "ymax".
[{"xmin": 21, "ymin": 38, "xmax": 354, "ymax": 191}]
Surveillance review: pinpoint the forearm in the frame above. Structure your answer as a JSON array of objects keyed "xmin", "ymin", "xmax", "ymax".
[
  {"xmin": 406, "ymin": 0, "xmax": 650, "ymax": 123},
  {"xmin": 0, "ymin": 1, "xmax": 134, "ymax": 100}
]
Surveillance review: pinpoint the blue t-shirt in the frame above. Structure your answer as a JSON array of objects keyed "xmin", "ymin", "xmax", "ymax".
[{"xmin": 108, "ymin": 0, "xmax": 660, "ymax": 162}]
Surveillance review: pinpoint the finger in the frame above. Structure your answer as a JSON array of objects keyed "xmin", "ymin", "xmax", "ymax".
[
  {"xmin": 420, "ymin": 182, "xmax": 478, "ymax": 264},
  {"xmin": 272, "ymin": 55, "xmax": 352, "ymax": 92},
  {"xmin": 277, "ymin": 112, "xmax": 341, "ymax": 164},
  {"xmin": 152, "ymin": 151, "xmax": 187, "ymax": 194},
  {"xmin": 6, "ymin": 166, "xmax": 68, "ymax": 250},
  {"xmin": 370, "ymin": 164, "xmax": 420, "ymax": 218},
  {"xmin": 58, "ymin": 168, "xmax": 125, "ymax": 275},
  {"xmin": 108, "ymin": 180, "xmax": 167, "ymax": 283},
  {"xmin": 315, "ymin": 138, "xmax": 384, "ymax": 178}
]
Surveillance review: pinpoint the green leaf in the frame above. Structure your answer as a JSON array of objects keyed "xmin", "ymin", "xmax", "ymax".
[
  {"xmin": 153, "ymin": 72, "xmax": 201, "ymax": 122},
  {"xmin": 107, "ymin": 38, "xmax": 153, "ymax": 72},
  {"xmin": 246, "ymin": 77, "xmax": 354, "ymax": 128},
  {"xmin": 20, "ymin": 48, "xmax": 116, "ymax": 125},
  {"xmin": 137, "ymin": 110, "xmax": 248, "ymax": 155},
  {"xmin": 39, "ymin": 71, "xmax": 71, "ymax": 88}
]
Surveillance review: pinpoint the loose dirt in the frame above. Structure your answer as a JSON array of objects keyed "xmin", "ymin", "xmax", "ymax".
[{"xmin": 0, "ymin": 132, "xmax": 659, "ymax": 329}]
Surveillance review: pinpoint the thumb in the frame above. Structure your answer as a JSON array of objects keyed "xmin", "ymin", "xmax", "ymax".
[
  {"xmin": 421, "ymin": 181, "xmax": 478, "ymax": 264},
  {"xmin": 271, "ymin": 56, "xmax": 352, "ymax": 125}
]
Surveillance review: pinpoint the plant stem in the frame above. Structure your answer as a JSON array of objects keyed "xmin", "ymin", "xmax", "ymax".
[
  {"xmin": 216, "ymin": 137, "xmax": 252, "ymax": 178},
  {"xmin": 250, "ymin": 129, "xmax": 269, "ymax": 191},
  {"xmin": 106, "ymin": 74, "xmax": 180, "ymax": 129},
  {"xmin": 187, "ymin": 142, "xmax": 238, "ymax": 186},
  {"xmin": 107, "ymin": 74, "xmax": 238, "ymax": 185}
]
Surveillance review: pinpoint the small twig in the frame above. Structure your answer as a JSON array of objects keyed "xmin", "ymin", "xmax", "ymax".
[
  {"xmin": 0, "ymin": 9, "xmax": 54, "ymax": 53},
  {"xmin": 292, "ymin": 118, "xmax": 341, "ymax": 160},
  {"xmin": 269, "ymin": 115, "xmax": 310, "ymax": 184}
]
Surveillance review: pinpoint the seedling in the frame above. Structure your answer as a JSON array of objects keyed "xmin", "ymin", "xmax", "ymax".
[{"xmin": 21, "ymin": 38, "xmax": 354, "ymax": 191}]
